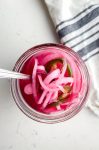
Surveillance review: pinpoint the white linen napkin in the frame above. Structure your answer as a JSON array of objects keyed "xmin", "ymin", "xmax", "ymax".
[{"xmin": 44, "ymin": 0, "xmax": 99, "ymax": 116}]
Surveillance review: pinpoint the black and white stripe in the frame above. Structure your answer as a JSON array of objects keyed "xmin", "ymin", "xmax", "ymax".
[
  {"xmin": 56, "ymin": 5, "xmax": 99, "ymax": 30},
  {"xmin": 83, "ymin": 47, "xmax": 99, "ymax": 61},
  {"xmin": 56, "ymin": 5, "xmax": 99, "ymax": 61},
  {"xmin": 78, "ymin": 39, "xmax": 99, "ymax": 57}
]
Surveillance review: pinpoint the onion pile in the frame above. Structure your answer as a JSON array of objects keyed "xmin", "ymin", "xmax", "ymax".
[{"xmin": 23, "ymin": 51, "xmax": 81, "ymax": 114}]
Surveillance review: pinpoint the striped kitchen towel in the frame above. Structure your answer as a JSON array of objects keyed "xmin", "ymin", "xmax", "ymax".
[{"xmin": 44, "ymin": 0, "xmax": 99, "ymax": 116}]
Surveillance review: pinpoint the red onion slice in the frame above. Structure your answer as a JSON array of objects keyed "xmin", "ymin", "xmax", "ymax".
[
  {"xmin": 24, "ymin": 83, "xmax": 32, "ymax": 95},
  {"xmin": 44, "ymin": 69, "xmax": 60, "ymax": 85},
  {"xmin": 32, "ymin": 59, "xmax": 38, "ymax": 101},
  {"xmin": 55, "ymin": 77, "xmax": 73, "ymax": 85},
  {"xmin": 57, "ymin": 85, "xmax": 65, "ymax": 93},
  {"xmin": 42, "ymin": 92, "xmax": 52, "ymax": 108},
  {"xmin": 38, "ymin": 75, "xmax": 58, "ymax": 92},
  {"xmin": 38, "ymin": 90, "xmax": 47, "ymax": 104},
  {"xmin": 48, "ymin": 91, "xmax": 58, "ymax": 104}
]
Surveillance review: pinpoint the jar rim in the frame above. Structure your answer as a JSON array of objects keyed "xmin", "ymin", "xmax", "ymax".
[{"xmin": 11, "ymin": 43, "xmax": 90, "ymax": 123}]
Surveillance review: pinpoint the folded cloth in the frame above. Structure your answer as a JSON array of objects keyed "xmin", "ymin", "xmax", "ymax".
[{"xmin": 44, "ymin": 0, "xmax": 99, "ymax": 116}]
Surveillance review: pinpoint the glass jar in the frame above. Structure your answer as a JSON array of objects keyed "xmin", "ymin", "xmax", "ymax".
[{"xmin": 11, "ymin": 43, "xmax": 90, "ymax": 123}]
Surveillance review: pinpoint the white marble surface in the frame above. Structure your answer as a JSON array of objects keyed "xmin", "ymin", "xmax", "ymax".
[{"xmin": 0, "ymin": 0, "xmax": 99, "ymax": 150}]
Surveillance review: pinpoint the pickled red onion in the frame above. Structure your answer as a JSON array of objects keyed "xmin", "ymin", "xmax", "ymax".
[
  {"xmin": 57, "ymin": 85, "xmax": 65, "ymax": 93},
  {"xmin": 32, "ymin": 59, "xmax": 38, "ymax": 101},
  {"xmin": 38, "ymin": 90, "xmax": 47, "ymax": 104},
  {"xmin": 61, "ymin": 52, "xmax": 81, "ymax": 93},
  {"xmin": 44, "ymin": 69, "xmax": 60, "ymax": 85},
  {"xmin": 42, "ymin": 92, "xmax": 52, "ymax": 108},
  {"xmin": 24, "ymin": 83, "xmax": 32, "ymax": 95},
  {"xmin": 48, "ymin": 82, "xmax": 58, "ymax": 88},
  {"xmin": 48, "ymin": 91, "xmax": 58, "ymax": 104},
  {"xmin": 55, "ymin": 77, "xmax": 73, "ymax": 85},
  {"xmin": 37, "ymin": 65, "xmax": 46, "ymax": 74},
  {"xmin": 56, "ymin": 105, "xmax": 61, "ymax": 110},
  {"xmin": 38, "ymin": 75, "xmax": 58, "ymax": 92},
  {"xmin": 24, "ymin": 53, "xmax": 75, "ymax": 111},
  {"xmin": 37, "ymin": 65, "xmax": 45, "ymax": 71}
]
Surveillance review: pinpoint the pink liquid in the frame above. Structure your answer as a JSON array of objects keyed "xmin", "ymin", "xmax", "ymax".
[{"xmin": 19, "ymin": 48, "xmax": 82, "ymax": 114}]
